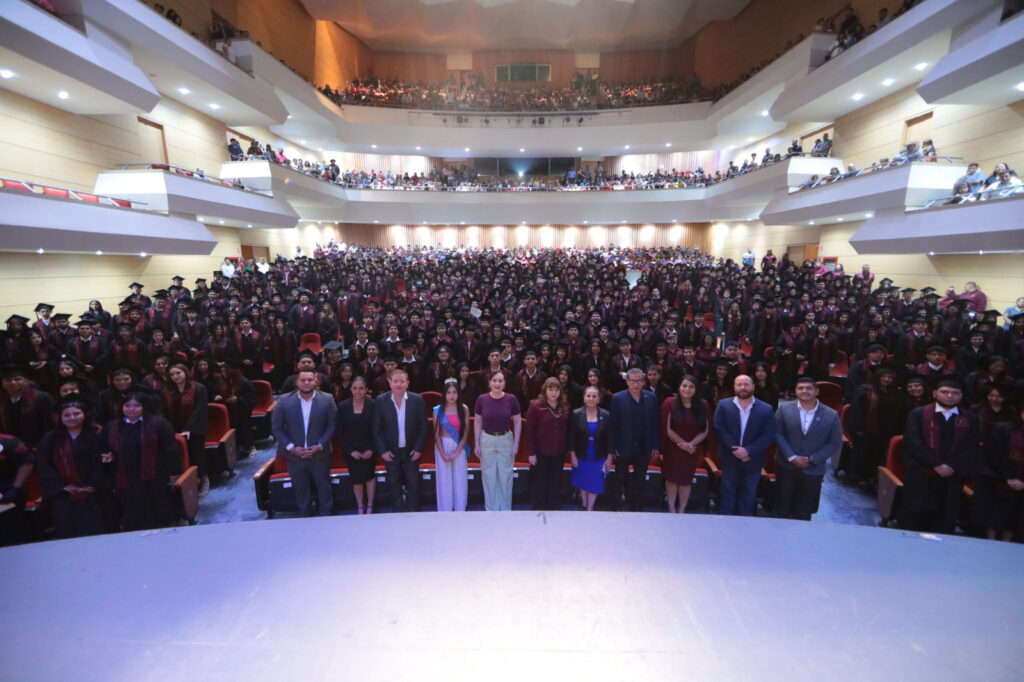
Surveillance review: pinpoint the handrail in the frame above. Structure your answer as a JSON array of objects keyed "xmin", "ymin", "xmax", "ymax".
[
  {"xmin": 116, "ymin": 163, "xmax": 265, "ymax": 194},
  {"xmin": 0, "ymin": 176, "xmax": 147, "ymax": 209},
  {"xmin": 922, "ymin": 186, "xmax": 1024, "ymax": 208},
  {"xmin": 791, "ymin": 159, "xmax": 963, "ymax": 194}
]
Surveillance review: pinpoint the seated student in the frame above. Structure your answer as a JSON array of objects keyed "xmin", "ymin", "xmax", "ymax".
[
  {"xmin": 955, "ymin": 162, "xmax": 988, "ymax": 192},
  {"xmin": 227, "ymin": 138, "xmax": 244, "ymax": 161},
  {"xmin": 945, "ymin": 182, "xmax": 977, "ymax": 205},
  {"xmin": 983, "ymin": 162, "xmax": 1017, "ymax": 187},
  {"xmin": 894, "ymin": 141, "xmax": 925, "ymax": 164},
  {"xmin": 982, "ymin": 169, "xmax": 1024, "ymax": 199}
]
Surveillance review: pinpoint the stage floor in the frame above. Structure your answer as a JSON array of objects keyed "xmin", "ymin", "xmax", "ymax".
[{"xmin": 4, "ymin": 512, "xmax": 1022, "ymax": 681}]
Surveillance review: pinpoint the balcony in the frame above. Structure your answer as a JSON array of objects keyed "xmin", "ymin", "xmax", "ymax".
[
  {"xmin": 705, "ymin": 156, "xmax": 842, "ymax": 208},
  {"xmin": 75, "ymin": 0, "xmax": 287, "ymax": 126},
  {"xmin": 93, "ymin": 164, "xmax": 299, "ymax": 229},
  {"xmin": 0, "ymin": 177, "xmax": 216, "ymax": 254},
  {"xmin": 850, "ymin": 193, "xmax": 1024, "ymax": 255},
  {"xmin": 0, "ymin": 0, "xmax": 159, "ymax": 113},
  {"xmin": 770, "ymin": 0, "xmax": 1002, "ymax": 122},
  {"xmin": 760, "ymin": 162, "xmax": 966, "ymax": 226}
]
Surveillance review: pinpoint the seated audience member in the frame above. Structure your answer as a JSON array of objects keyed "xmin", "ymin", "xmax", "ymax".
[
  {"xmin": 984, "ymin": 162, "xmax": 1017, "ymax": 187},
  {"xmin": 956, "ymin": 162, "xmax": 988, "ymax": 192},
  {"xmin": 894, "ymin": 141, "xmax": 925, "ymax": 164},
  {"xmin": 227, "ymin": 138, "xmax": 244, "ymax": 161},
  {"xmin": 945, "ymin": 182, "xmax": 976, "ymax": 205},
  {"xmin": 983, "ymin": 169, "xmax": 1024, "ymax": 199}
]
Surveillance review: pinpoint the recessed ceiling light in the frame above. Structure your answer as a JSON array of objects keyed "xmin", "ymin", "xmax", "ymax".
[
  {"xmin": 57, "ymin": 90, "xmax": 69, "ymax": 100},
  {"xmin": 209, "ymin": 103, "xmax": 220, "ymax": 110},
  {"xmin": 1016, "ymin": 82, "xmax": 1024, "ymax": 92},
  {"xmin": 665, "ymin": 142, "xmax": 672, "ymax": 148},
  {"xmin": 621, "ymin": 220, "xmax": 627, "ymax": 224},
  {"xmin": 583, "ymin": 220, "xmax": 588, "ymax": 224},
  {"xmin": 624, "ymin": 145, "xmax": 630, "ymax": 150},
  {"xmin": 464, "ymin": 147, "xmax": 470, "ymax": 152},
  {"xmin": 300, "ymin": 140, "xmax": 307, "ymax": 145},
  {"xmin": 416, "ymin": 146, "xmax": 422, "ymax": 151},
  {"xmin": 460, "ymin": 221, "xmax": 465, "ymax": 225},
  {"xmin": 760, "ymin": 109, "xmax": 769, "ymax": 116},
  {"xmin": 881, "ymin": 78, "xmax": 895, "ymax": 87},
  {"xmin": 851, "ymin": 92, "xmax": 865, "ymax": 101},
  {"xmin": 837, "ymin": 217, "xmax": 844, "ymax": 222},
  {"xmin": 746, "ymin": 137, "xmax": 755, "ymax": 142},
  {"xmin": 371, "ymin": 144, "xmax": 377, "ymax": 149},
  {"xmin": 286, "ymin": 114, "xmax": 292, "ymax": 119},
  {"xmin": 808, "ymin": 220, "xmax": 816, "ymax": 225},
  {"xmin": 36, "ymin": 248, "xmax": 44, "ymax": 254},
  {"xmin": 672, "ymin": 219, "xmax": 677, "ymax": 223},
  {"xmin": 726, "ymin": 145, "xmax": 735, "ymax": 150},
  {"xmin": 373, "ymin": 220, "xmax": 378, "ymax": 223},
  {"xmin": 246, "ymin": 224, "xmax": 252, "ymax": 228},
  {"xmin": 139, "ymin": 251, "xmax": 147, "ymax": 257},
  {"xmin": 95, "ymin": 250, "xmax": 103, "ymax": 255},
  {"xmin": 914, "ymin": 62, "xmax": 929, "ymax": 71},
  {"xmin": 177, "ymin": 87, "xmax": 190, "ymax": 95},
  {"xmin": 0, "ymin": 69, "xmax": 14, "ymax": 79},
  {"xmin": 929, "ymin": 251, "xmax": 935, "ymax": 256},
  {"xmin": 577, "ymin": 146, "xmax": 583, "ymax": 152},
  {"xmin": 218, "ymin": 220, "xmax": 225, "ymax": 224},
  {"xmin": 978, "ymin": 250, "xmax": 984, "ymax": 255},
  {"xmin": 865, "ymin": 213, "xmax": 873, "ymax": 218},
  {"xmin": 520, "ymin": 148, "xmax": 525, "ymax": 152}
]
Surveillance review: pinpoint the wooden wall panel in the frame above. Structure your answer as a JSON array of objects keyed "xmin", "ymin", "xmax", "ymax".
[
  {"xmin": 210, "ymin": 0, "xmax": 316, "ymax": 81},
  {"xmin": 598, "ymin": 47, "xmax": 694, "ymax": 83},
  {"xmin": 314, "ymin": 20, "xmax": 374, "ymax": 88},
  {"xmin": 372, "ymin": 52, "xmax": 452, "ymax": 84},
  {"xmin": 471, "ymin": 50, "xmax": 577, "ymax": 87}
]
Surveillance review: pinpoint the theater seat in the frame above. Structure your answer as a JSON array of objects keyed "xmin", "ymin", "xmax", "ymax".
[
  {"xmin": 420, "ymin": 391, "xmax": 442, "ymax": 412},
  {"xmin": 816, "ymin": 381, "xmax": 843, "ymax": 412},
  {"xmin": 758, "ymin": 444, "xmax": 778, "ymax": 513},
  {"xmin": 42, "ymin": 186, "xmax": 69, "ymax": 198},
  {"xmin": 253, "ymin": 452, "xmax": 289, "ymax": 517},
  {"xmin": 877, "ymin": 435, "xmax": 905, "ymax": 526},
  {"xmin": 250, "ymin": 380, "xmax": 275, "ymax": 441},
  {"xmin": 512, "ymin": 420, "xmax": 532, "ymax": 504},
  {"xmin": 418, "ymin": 419, "xmax": 437, "ymax": 506},
  {"xmin": 832, "ymin": 403, "xmax": 853, "ymax": 473},
  {"xmin": 172, "ymin": 434, "xmax": 199, "ymax": 524},
  {"xmin": 72, "ymin": 191, "xmax": 99, "ymax": 202},
  {"xmin": 830, "ymin": 351, "xmax": 849, "ymax": 380},
  {"xmin": 703, "ymin": 312, "xmax": 715, "ymax": 332},
  {"xmin": 298, "ymin": 333, "xmax": 322, "ymax": 355},
  {"xmin": 205, "ymin": 403, "xmax": 237, "ymax": 476},
  {"xmin": 2, "ymin": 179, "xmax": 33, "ymax": 192},
  {"xmin": 466, "ymin": 417, "xmax": 484, "ymax": 504}
]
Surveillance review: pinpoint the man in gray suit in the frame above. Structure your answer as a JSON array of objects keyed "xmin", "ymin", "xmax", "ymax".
[
  {"xmin": 271, "ymin": 368, "xmax": 337, "ymax": 516},
  {"xmin": 774, "ymin": 376, "xmax": 843, "ymax": 521},
  {"xmin": 372, "ymin": 368, "xmax": 427, "ymax": 512}
]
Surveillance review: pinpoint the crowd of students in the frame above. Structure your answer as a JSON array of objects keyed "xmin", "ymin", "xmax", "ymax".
[{"xmin": 1, "ymin": 245, "xmax": 1022, "ymax": 544}]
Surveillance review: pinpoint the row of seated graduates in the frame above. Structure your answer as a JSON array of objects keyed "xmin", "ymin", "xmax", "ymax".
[{"xmin": 3, "ymin": 247, "xmax": 1022, "ymax": 525}]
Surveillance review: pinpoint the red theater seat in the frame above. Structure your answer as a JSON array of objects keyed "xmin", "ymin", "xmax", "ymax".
[
  {"xmin": 816, "ymin": 381, "xmax": 843, "ymax": 412},
  {"xmin": 205, "ymin": 403, "xmax": 237, "ymax": 475},
  {"xmin": 3, "ymin": 179, "xmax": 32, "ymax": 191},
  {"xmin": 298, "ymin": 333, "xmax": 322, "ymax": 355},
  {"xmin": 172, "ymin": 434, "xmax": 199, "ymax": 524},
  {"xmin": 877, "ymin": 435, "xmax": 905, "ymax": 526},
  {"xmin": 830, "ymin": 351, "xmax": 849, "ymax": 379},
  {"xmin": 420, "ymin": 391, "xmax": 442, "ymax": 412},
  {"xmin": 250, "ymin": 380, "xmax": 275, "ymax": 440},
  {"xmin": 42, "ymin": 186, "xmax": 69, "ymax": 198},
  {"xmin": 73, "ymin": 191, "xmax": 99, "ymax": 202}
]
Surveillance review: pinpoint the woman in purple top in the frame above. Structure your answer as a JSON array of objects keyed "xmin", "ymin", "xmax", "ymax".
[{"xmin": 474, "ymin": 372, "xmax": 522, "ymax": 511}]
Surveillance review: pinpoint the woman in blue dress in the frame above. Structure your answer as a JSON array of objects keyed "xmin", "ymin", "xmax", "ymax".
[{"xmin": 567, "ymin": 385, "xmax": 611, "ymax": 511}]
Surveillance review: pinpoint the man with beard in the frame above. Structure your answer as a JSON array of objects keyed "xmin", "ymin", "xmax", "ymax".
[{"xmin": 713, "ymin": 374, "xmax": 777, "ymax": 516}]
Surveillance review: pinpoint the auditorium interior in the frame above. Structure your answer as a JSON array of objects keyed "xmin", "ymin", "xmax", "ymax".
[{"xmin": 2, "ymin": 0, "xmax": 1024, "ymax": 678}]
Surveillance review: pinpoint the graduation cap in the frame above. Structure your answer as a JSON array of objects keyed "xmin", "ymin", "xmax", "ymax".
[
  {"xmin": 296, "ymin": 349, "xmax": 318, "ymax": 361},
  {"xmin": 934, "ymin": 375, "xmax": 963, "ymax": 391},
  {"xmin": 880, "ymin": 277, "xmax": 893, "ymax": 285},
  {"xmin": 1010, "ymin": 311, "xmax": 1024, "ymax": 322},
  {"xmin": 34, "ymin": 303, "xmax": 54, "ymax": 313},
  {"xmin": 922, "ymin": 293, "xmax": 941, "ymax": 301},
  {"xmin": 323, "ymin": 341, "xmax": 344, "ymax": 352},
  {"xmin": 74, "ymin": 317, "xmax": 97, "ymax": 327},
  {"xmin": 153, "ymin": 290, "xmax": 169, "ymax": 300},
  {"xmin": 0, "ymin": 364, "xmax": 30, "ymax": 379},
  {"xmin": 904, "ymin": 373, "xmax": 928, "ymax": 386},
  {"xmin": 171, "ymin": 275, "xmax": 185, "ymax": 283},
  {"xmin": 53, "ymin": 313, "xmax": 72, "ymax": 321},
  {"xmin": 5, "ymin": 314, "xmax": 29, "ymax": 325},
  {"xmin": 900, "ymin": 287, "xmax": 916, "ymax": 294},
  {"xmin": 864, "ymin": 343, "xmax": 887, "ymax": 354},
  {"xmin": 925, "ymin": 345, "xmax": 948, "ymax": 355},
  {"xmin": 919, "ymin": 287, "xmax": 937, "ymax": 295},
  {"xmin": 195, "ymin": 278, "xmax": 207, "ymax": 284},
  {"xmin": 129, "ymin": 282, "xmax": 144, "ymax": 289},
  {"xmin": 981, "ymin": 310, "xmax": 1001, "ymax": 319}
]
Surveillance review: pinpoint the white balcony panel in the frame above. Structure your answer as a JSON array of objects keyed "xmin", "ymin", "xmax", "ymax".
[
  {"xmin": 705, "ymin": 156, "xmax": 842, "ymax": 207},
  {"xmin": 760, "ymin": 163, "xmax": 966, "ymax": 226},
  {"xmin": 94, "ymin": 169, "xmax": 299, "ymax": 229},
  {"xmin": 850, "ymin": 195, "xmax": 1024, "ymax": 255},
  {"xmin": 916, "ymin": 9, "xmax": 1024, "ymax": 107},
  {"xmin": 0, "ymin": 0, "xmax": 159, "ymax": 113},
  {"xmin": 76, "ymin": 0, "xmax": 287, "ymax": 126},
  {"xmin": 0, "ymin": 188, "xmax": 217, "ymax": 254},
  {"xmin": 770, "ymin": 0, "xmax": 1001, "ymax": 122}
]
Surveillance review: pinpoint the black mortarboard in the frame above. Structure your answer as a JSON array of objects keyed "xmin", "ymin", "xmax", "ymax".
[
  {"xmin": 925, "ymin": 345, "xmax": 947, "ymax": 354},
  {"xmin": 865, "ymin": 343, "xmax": 886, "ymax": 354},
  {"xmin": 34, "ymin": 303, "xmax": 54, "ymax": 312},
  {"xmin": 0, "ymin": 364, "xmax": 30, "ymax": 379},
  {"xmin": 5, "ymin": 314, "xmax": 29, "ymax": 325},
  {"xmin": 935, "ymin": 376, "xmax": 963, "ymax": 391},
  {"xmin": 129, "ymin": 282, "xmax": 144, "ymax": 289},
  {"xmin": 74, "ymin": 318, "xmax": 96, "ymax": 327},
  {"xmin": 53, "ymin": 313, "xmax": 71, "ymax": 321},
  {"xmin": 153, "ymin": 290, "xmax": 169, "ymax": 300},
  {"xmin": 171, "ymin": 275, "xmax": 184, "ymax": 282},
  {"xmin": 922, "ymin": 293, "xmax": 940, "ymax": 301},
  {"xmin": 296, "ymin": 349, "xmax": 318, "ymax": 361},
  {"xmin": 323, "ymin": 341, "xmax": 343, "ymax": 352},
  {"xmin": 195, "ymin": 278, "xmax": 207, "ymax": 284},
  {"xmin": 901, "ymin": 287, "xmax": 915, "ymax": 294},
  {"xmin": 880, "ymin": 277, "xmax": 893, "ymax": 284},
  {"xmin": 982, "ymin": 310, "xmax": 1000, "ymax": 318},
  {"xmin": 919, "ymin": 287, "xmax": 936, "ymax": 294}
]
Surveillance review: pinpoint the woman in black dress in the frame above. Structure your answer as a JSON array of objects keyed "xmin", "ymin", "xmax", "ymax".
[
  {"xmin": 337, "ymin": 376, "xmax": 378, "ymax": 514},
  {"xmin": 100, "ymin": 392, "xmax": 181, "ymax": 531},
  {"xmin": 36, "ymin": 398, "xmax": 111, "ymax": 538}
]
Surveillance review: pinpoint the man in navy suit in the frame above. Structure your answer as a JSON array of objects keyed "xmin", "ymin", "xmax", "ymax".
[
  {"xmin": 271, "ymin": 368, "xmax": 337, "ymax": 516},
  {"xmin": 608, "ymin": 368, "xmax": 661, "ymax": 511},
  {"xmin": 713, "ymin": 374, "xmax": 777, "ymax": 516},
  {"xmin": 372, "ymin": 368, "xmax": 428, "ymax": 512},
  {"xmin": 774, "ymin": 377, "xmax": 843, "ymax": 520}
]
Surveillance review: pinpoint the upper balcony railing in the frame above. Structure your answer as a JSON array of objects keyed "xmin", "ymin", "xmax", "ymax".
[{"xmin": 0, "ymin": 177, "xmax": 145, "ymax": 209}]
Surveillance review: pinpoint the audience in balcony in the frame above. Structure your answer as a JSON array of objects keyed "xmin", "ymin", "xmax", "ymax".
[
  {"xmin": 956, "ymin": 163, "xmax": 989, "ymax": 192},
  {"xmin": 811, "ymin": 134, "xmax": 833, "ymax": 157},
  {"xmin": 983, "ymin": 169, "xmax": 1024, "ymax": 200},
  {"xmin": 227, "ymin": 138, "xmax": 244, "ymax": 162},
  {"xmin": 893, "ymin": 140, "xmax": 925, "ymax": 164}
]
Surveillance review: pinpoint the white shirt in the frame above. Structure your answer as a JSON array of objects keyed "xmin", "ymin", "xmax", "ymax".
[
  {"xmin": 798, "ymin": 400, "xmax": 820, "ymax": 435},
  {"xmin": 391, "ymin": 393, "xmax": 408, "ymax": 448},
  {"xmin": 936, "ymin": 405, "xmax": 959, "ymax": 421},
  {"xmin": 221, "ymin": 262, "xmax": 236, "ymax": 278},
  {"xmin": 732, "ymin": 397, "xmax": 754, "ymax": 443},
  {"xmin": 289, "ymin": 393, "xmax": 314, "ymax": 450}
]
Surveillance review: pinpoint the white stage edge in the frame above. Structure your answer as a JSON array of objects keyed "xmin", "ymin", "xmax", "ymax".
[{"xmin": 3, "ymin": 512, "xmax": 1022, "ymax": 681}]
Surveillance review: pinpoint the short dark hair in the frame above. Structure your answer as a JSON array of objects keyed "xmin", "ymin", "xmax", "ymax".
[{"xmin": 795, "ymin": 376, "xmax": 817, "ymax": 387}]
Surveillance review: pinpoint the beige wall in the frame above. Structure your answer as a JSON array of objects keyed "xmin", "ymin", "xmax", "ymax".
[{"xmin": 335, "ymin": 222, "xmax": 709, "ymax": 251}]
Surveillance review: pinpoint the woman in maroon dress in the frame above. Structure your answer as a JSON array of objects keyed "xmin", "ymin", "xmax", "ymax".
[{"xmin": 661, "ymin": 375, "xmax": 710, "ymax": 513}]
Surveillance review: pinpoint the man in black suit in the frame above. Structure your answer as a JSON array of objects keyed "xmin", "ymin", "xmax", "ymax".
[
  {"xmin": 271, "ymin": 368, "xmax": 337, "ymax": 516},
  {"xmin": 372, "ymin": 368, "xmax": 427, "ymax": 512}
]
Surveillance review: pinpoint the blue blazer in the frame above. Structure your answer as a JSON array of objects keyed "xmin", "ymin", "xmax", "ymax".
[
  {"xmin": 713, "ymin": 398, "xmax": 777, "ymax": 463},
  {"xmin": 271, "ymin": 390, "xmax": 337, "ymax": 461},
  {"xmin": 607, "ymin": 389, "xmax": 661, "ymax": 461}
]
